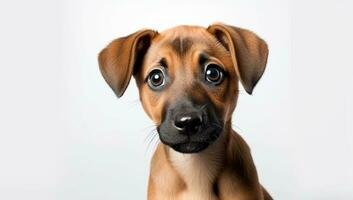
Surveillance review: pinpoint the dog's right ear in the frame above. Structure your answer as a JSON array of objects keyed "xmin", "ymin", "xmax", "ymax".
[{"xmin": 98, "ymin": 29, "xmax": 158, "ymax": 97}]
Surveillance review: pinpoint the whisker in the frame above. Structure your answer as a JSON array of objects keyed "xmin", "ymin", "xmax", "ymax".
[
  {"xmin": 144, "ymin": 126, "xmax": 157, "ymax": 143},
  {"xmin": 200, "ymin": 103, "xmax": 209, "ymax": 111},
  {"xmin": 151, "ymin": 133, "xmax": 160, "ymax": 152},
  {"xmin": 147, "ymin": 131, "xmax": 157, "ymax": 150},
  {"xmin": 232, "ymin": 122, "xmax": 244, "ymax": 133},
  {"xmin": 142, "ymin": 123, "xmax": 160, "ymax": 152},
  {"xmin": 141, "ymin": 123, "xmax": 156, "ymax": 131},
  {"xmin": 145, "ymin": 130, "xmax": 160, "ymax": 155}
]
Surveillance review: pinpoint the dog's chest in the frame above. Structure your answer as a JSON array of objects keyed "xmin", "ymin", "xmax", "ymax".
[{"xmin": 169, "ymin": 146, "xmax": 224, "ymax": 200}]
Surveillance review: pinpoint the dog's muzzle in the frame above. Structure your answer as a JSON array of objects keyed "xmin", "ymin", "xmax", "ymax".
[{"xmin": 157, "ymin": 100, "xmax": 223, "ymax": 153}]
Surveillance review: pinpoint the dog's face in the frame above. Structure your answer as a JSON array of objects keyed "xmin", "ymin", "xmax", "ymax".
[{"xmin": 99, "ymin": 24, "xmax": 268, "ymax": 153}]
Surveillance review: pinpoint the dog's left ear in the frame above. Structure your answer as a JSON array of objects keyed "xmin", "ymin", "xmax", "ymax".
[
  {"xmin": 207, "ymin": 23, "xmax": 268, "ymax": 94},
  {"xmin": 98, "ymin": 29, "xmax": 158, "ymax": 97}
]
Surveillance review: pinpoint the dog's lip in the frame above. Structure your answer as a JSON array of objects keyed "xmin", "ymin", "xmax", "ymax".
[
  {"xmin": 170, "ymin": 141, "xmax": 209, "ymax": 153},
  {"xmin": 158, "ymin": 125, "xmax": 223, "ymax": 145}
]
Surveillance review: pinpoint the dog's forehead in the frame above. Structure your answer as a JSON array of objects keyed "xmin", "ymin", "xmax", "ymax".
[
  {"xmin": 143, "ymin": 25, "xmax": 220, "ymax": 68},
  {"xmin": 160, "ymin": 25, "xmax": 209, "ymax": 40},
  {"xmin": 152, "ymin": 25, "xmax": 215, "ymax": 52},
  {"xmin": 140, "ymin": 25, "xmax": 233, "ymax": 79}
]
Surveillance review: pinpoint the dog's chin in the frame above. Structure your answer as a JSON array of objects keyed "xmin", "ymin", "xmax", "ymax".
[{"xmin": 170, "ymin": 142, "xmax": 209, "ymax": 153}]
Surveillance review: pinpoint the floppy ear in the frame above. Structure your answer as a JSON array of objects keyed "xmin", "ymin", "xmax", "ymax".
[
  {"xmin": 98, "ymin": 29, "xmax": 158, "ymax": 97},
  {"xmin": 207, "ymin": 23, "xmax": 268, "ymax": 94}
]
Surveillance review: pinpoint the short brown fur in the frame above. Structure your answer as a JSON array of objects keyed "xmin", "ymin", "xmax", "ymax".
[{"xmin": 98, "ymin": 23, "xmax": 271, "ymax": 200}]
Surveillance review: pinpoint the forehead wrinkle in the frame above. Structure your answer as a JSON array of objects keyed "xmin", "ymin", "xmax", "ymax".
[{"xmin": 169, "ymin": 37, "xmax": 193, "ymax": 56}]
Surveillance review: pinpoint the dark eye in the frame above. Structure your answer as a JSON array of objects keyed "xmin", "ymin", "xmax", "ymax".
[
  {"xmin": 147, "ymin": 68, "xmax": 165, "ymax": 89},
  {"xmin": 205, "ymin": 64, "xmax": 224, "ymax": 85}
]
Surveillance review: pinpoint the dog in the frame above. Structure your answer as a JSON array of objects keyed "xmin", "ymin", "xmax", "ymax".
[{"xmin": 98, "ymin": 23, "xmax": 272, "ymax": 200}]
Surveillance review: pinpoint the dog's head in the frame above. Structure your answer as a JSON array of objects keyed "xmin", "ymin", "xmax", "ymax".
[{"xmin": 99, "ymin": 24, "xmax": 268, "ymax": 153}]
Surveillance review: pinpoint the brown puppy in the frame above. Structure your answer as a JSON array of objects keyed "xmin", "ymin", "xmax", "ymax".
[{"xmin": 98, "ymin": 23, "xmax": 272, "ymax": 200}]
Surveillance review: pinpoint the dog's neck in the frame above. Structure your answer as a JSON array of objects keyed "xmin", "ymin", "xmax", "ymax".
[{"xmin": 167, "ymin": 122, "xmax": 231, "ymax": 199}]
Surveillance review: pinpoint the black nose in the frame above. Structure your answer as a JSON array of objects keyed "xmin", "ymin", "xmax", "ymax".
[{"xmin": 173, "ymin": 112, "xmax": 203, "ymax": 135}]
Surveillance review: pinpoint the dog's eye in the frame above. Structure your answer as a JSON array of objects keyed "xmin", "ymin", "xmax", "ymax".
[
  {"xmin": 148, "ymin": 69, "xmax": 165, "ymax": 89},
  {"xmin": 205, "ymin": 64, "xmax": 224, "ymax": 85}
]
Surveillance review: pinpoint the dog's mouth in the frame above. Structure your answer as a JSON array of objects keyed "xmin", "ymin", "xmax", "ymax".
[
  {"xmin": 158, "ymin": 125, "xmax": 223, "ymax": 153},
  {"xmin": 170, "ymin": 141, "xmax": 209, "ymax": 153}
]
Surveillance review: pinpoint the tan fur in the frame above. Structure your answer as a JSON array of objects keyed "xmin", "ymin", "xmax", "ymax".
[
  {"xmin": 148, "ymin": 124, "xmax": 269, "ymax": 200},
  {"xmin": 98, "ymin": 23, "xmax": 272, "ymax": 200}
]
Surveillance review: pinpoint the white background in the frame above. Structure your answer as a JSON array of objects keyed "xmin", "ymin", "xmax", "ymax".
[{"xmin": 0, "ymin": 0, "xmax": 352, "ymax": 199}]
